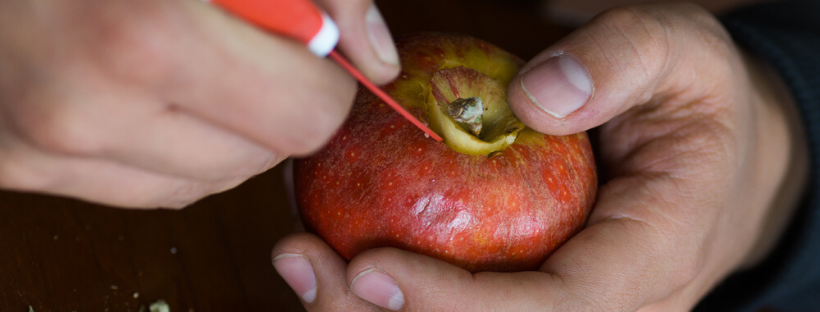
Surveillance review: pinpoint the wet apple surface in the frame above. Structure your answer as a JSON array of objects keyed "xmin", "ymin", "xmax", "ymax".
[{"xmin": 294, "ymin": 33, "xmax": 597, "ymax": 272}]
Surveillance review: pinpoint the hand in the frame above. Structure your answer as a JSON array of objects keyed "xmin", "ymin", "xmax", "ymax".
[
  {"xmin": 272, "ymin": 3, "xmax": 809, "ymax": 311},
  {"xmin": 0, "ymin": 0, "xmax": 399, "ymax": 208}
]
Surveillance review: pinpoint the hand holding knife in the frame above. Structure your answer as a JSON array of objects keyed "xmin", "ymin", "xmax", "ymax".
[{"xmin": 209, "ymin": 0, "xmax": 443, "ymax": 142}]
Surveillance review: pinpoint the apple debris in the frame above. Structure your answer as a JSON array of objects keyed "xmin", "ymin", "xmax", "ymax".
[
  {"xmin": 446, "ymin": 97, "xmax": 484, "ymax": 136},
  {"xmin": 148, "ymin": 300, "xmax": 170, "ymax": 312}
]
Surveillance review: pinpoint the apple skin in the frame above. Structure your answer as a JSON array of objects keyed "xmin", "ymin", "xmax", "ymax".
[{"xmin": 294, "ymin": 33, "xmax": 597, "ymax": 273}]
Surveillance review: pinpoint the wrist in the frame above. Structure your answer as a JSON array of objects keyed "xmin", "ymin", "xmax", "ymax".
[{"xmin": 739, "ymin": 51, "xmax": 809, "ymax": 269}]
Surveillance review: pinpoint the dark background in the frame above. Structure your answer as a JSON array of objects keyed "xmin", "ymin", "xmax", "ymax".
[{"xmin": 0, "ymin": 0, "xmax": 586, "ymax": 311}]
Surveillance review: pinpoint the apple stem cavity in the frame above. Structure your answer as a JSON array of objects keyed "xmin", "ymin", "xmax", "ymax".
[
  {"xmin": 428, "ymin": 66, "xmax": 525, "ymax": 156},
  {"xmin": 447, "ymin": 97, "xmax": 484, "ymax": 137}
]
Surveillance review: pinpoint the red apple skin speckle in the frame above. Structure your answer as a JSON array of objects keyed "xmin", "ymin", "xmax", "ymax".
[{"xmin": 294, "ymin": 33, "xmax": 597, "ymax": 273}]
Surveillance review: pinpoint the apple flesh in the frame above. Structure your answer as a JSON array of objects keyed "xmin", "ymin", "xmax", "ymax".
[{"xmin": 294, "ymin": 33, "xmax": 597, "ymax": 272}]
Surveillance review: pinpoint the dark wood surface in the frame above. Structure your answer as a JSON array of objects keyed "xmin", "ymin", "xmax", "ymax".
[{"xmin": 1, "ymin": 1, "xmax": 572, "ymax": 311}]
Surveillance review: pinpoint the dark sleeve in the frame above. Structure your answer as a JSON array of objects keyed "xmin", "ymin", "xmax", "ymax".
[{"xmin": 695, "ymin": 1, "xmax": 820, "ymax": 311}]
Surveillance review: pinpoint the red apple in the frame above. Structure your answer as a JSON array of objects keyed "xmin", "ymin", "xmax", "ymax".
[{"xmin": 294, "ymin": 33, "xmax": 597, "ymax": 272}]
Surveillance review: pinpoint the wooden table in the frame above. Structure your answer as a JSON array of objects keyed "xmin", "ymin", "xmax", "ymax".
[{"xmin": 0, "ymin": 1, "xmax": 571, "ymax": 311}]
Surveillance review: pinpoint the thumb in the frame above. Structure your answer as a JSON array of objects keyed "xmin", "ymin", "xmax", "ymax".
[
  {"xmin": 317, "ymin": 0, "xmax": 401, "ymax": 85},
  {"xmin": 508, "ymin": 4, "xmax": 734, "ymax": 135},
  {"xmin": 346, "ymin": 248, "xmax": 562, "ymax": 311}
]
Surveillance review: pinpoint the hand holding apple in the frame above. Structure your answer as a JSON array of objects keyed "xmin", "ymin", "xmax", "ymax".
[
  {"xmin": 274, "ymin": 3, "xmax": 809, "ymax": 311},
  {"xmin": 294, "ymin": 33, "xmax": 597, "ymax": 273}
]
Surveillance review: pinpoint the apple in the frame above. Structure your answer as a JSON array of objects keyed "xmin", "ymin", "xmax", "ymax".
[{"xmin": 293, "ymin": 33, "xmax": 597, "ymax": 272}]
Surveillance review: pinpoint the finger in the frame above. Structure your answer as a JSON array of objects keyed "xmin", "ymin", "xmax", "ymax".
[
  {"xmin": 316, "ymin": 0, "xmax": 401, "ymax": 85},
  {"xmin": 0, "ymin": 139, "xmax": 243, "ymax": 208},
  {"xmin": 9, "ymin": 77, "xmax": 282, "ymax": 181},
  {"xmin": 273, "ymin": 233, "xmax": 380, "ymax": 312},
  {"xmin": 345, "ymin": 247, "xmax": 563, "ymax": 311},
  {"xmin": 108, "ymin": 105, "xmax": 284, "ymax": 180},
  {"xmin": 507, "ymin": 3, "xmax": 738, "ymax": 136},
  {"xmin": 125, "ymin": 0, "xmax": 358, "ymax": 156},
  {"xmin": 341, "ymin": 178, "xmax": 713, "ymax": 311},
  {"xmin": 537, "ymin": 171, "xmax": 730, "ymax": 312}
]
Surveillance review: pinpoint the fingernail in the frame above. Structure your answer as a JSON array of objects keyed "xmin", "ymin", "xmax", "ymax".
[
  {"xmin": 351, "ymin": 268, "xmax": 404, "ymax": 311},
  {"xmin": 366, "ymin": 4, "xmax": 400, "ymax": 66},
  {"xmin": 521, "ymin": 54, "xmax": 592, "ymax": 118},
  {"xmin": 273, "ymin": 254, "xmax": 317, "ymax": 303}
]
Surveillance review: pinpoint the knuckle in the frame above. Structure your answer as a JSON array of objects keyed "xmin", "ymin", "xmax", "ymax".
[
  {"xmin": 665, "ymin": 3, "xmax": 736, "ymax": 62},
  {"xmin": 2, "ymin": 73, "xmax": 103, "ymax": 156},
  {"xmin": 590, "ymin": 3, "xmax": 739, "ymax": 103},
  {"xmin": 591, "ymin": 6, "xmax": 672, "ymax": 100},
  {"xmin": 595, "ymin": 5, "xmax": 655, "ymax": 25},
  {"xmin": 595, "ymin": 5, "xmax": 669, "ymax": 40},
  {"xmin": 88, "ymin": 2, "xmax": 179, "ymax": 85},
  {"xmin": 17, "ymin": 106, "xmax": 102, "ymax": 155},
  {"xmin": 671, "ymin": 2, "xmax": 726, "ymax": 36}
]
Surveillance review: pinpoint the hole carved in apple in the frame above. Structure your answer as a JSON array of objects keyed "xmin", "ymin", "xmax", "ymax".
[{"xmin": 428, "ymin": 66, "xmax": 524, "ymax": 156}]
